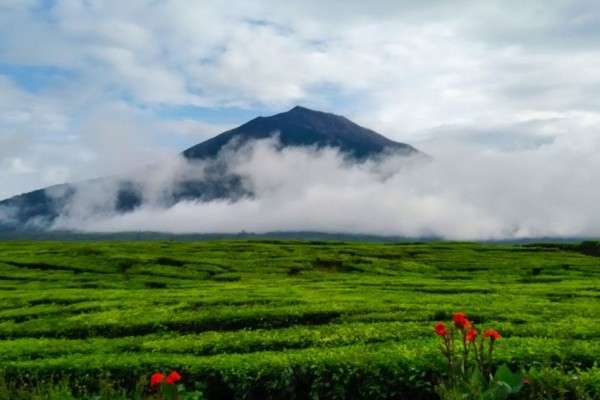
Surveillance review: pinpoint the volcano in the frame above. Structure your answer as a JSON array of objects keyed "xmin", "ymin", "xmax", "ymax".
[
  {"xmin": 183, "ymin": 106, "xmax": 419, "ymax": 159},
  {"xmin": 0, "ymin": 106, "xmax": 424, "ymax": 231}
]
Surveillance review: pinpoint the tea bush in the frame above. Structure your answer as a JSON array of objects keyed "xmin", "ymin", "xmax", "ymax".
[{"xmin": 0, "ymin": 240, "xmax": 598, "ymax": 398}]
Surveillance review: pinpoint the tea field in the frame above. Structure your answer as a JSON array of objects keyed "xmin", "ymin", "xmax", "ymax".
[{"xmin": 0, "ymin": 240, "xmax": 599, "ymax": 399}]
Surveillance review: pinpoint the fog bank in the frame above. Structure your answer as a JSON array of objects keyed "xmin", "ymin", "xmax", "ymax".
[{"xmin": 50, "ymin": 134, "xmax": 600, "ymax": 240}]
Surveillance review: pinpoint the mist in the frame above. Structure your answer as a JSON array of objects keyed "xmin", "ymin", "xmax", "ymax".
[{"xmin": 49, "ymin": 132, "xmax": 600, "ymax": 240}]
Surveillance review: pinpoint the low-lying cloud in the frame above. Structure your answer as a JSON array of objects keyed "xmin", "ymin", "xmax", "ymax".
[{"xmin": 50, "ymin": 134, "xmax": 600, "ymax": 240}]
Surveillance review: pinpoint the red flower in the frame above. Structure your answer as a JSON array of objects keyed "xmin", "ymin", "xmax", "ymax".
[
  {"xmin": 465, "ymin": 327, "xmax": 478, "ymax": 343},
  {"xmin": 166, "ymin": 370, "xmax": 182, "ymax": 385},
  {"xmin": 452, "ymin": 312, "xmax": 471, "ymax": 329},
  {"xmin": 483, "ymin": 328, "xmax": 501, "ymax": 341},
  {"xmin": 150, "ymin": 372, "xmax": 165, "ymax": 387},
  {"xmin": 434, "ymin": 322, "xmax": 449, "ymax": 337}
]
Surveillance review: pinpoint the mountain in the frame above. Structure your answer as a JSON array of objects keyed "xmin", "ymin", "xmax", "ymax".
[
  {"xmin": 0, "ymin": 106, "xmax": 423, "ymax": 231},
  {"xmin": 183, "ymin": 106, "xmax": 419, "ymax": 160}
]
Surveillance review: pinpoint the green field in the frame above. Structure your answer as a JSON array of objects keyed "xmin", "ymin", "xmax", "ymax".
[{"xmin": 0, "ymin": 240, "xmax": 599, "ymax": 399}]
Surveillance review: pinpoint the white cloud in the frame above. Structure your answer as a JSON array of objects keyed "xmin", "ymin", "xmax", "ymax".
[
  {"xmin": 4, "ymin": 0, "xmax": 599, "ymax": 117},
  {"xmin": 52, "ymin": 135, "xmax": 600, "ymax": 239},
  {"xmin": 2, "ymin": 157, "xmax": 35, "ymax": 174}
]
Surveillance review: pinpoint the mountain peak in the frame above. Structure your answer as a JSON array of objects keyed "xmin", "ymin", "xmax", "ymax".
[
  {"xmin": 285, "ymin": 105, "xmax": 343, "ymax": 120},
  {"xmin": 287, "ymin": 105, "xmax": 319, "ymax": 113},
  {"xmin": 183, "ymin": 107, "xmax": 421, "ymax": 160},
  {"xmin": 289, "ymin": 105, "xmax": 310, "ymax": 112}
]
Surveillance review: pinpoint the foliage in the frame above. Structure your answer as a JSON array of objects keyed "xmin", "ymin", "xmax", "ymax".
[{"xmin": 0, "ymin": 240, "xmax": 598, "ymax": 398}]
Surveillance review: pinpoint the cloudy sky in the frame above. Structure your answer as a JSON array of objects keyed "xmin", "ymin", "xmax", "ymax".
[{"xmin": 1, "ymin": 0, "xmax": 600, "ymax": 202}]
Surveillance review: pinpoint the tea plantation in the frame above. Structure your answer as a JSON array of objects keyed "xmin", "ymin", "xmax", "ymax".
[{"xmin": 0, "ymin": 240, "xmax": 599, "ymax": 399}]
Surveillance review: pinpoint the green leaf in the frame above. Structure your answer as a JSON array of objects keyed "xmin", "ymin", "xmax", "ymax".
[
  {"xmin": 493, "ymin": 364, "xmax": 524, "ymax": 394},
  {"xmin": 484, "ymin": 381, "xmax": 512, "ymax": 400},
  {"xmin": 470, "ymin": 368, "xmax": 484, "ymax": 387}
]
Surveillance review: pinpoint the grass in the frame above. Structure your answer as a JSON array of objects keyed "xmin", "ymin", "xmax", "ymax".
[{"xmin": 0, "ymin": 240, "xmax": 599, "ymax": 399}]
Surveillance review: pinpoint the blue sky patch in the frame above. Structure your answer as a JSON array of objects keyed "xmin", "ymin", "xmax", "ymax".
[
  {"xmin": 154, "ymin": 105, "xmax": 279, "ymax": 125},
  {"xmin": 0, "ymin": 64, "xmax": 76, "ymax": 93}
]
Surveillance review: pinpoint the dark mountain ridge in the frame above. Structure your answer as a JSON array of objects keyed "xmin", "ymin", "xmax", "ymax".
[
  {"xmin": 183, "ymin": 106, "xmax": 419, "ymax": 160},
  {"xmin": 0, "ymin": 106, "xmax": 423, "ymax": 231}
]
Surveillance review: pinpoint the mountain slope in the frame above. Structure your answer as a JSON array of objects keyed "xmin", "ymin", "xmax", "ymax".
[
  {"xmin": 183, "ymin": 106, "xmax": 419, "ymax": 160},
  {"xmin": 0, "ymin": 106, "xmax": 423, "ymax": 231}
]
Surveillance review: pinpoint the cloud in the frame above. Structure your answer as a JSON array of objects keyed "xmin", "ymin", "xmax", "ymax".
[
  {"xmin": 4, "ymin": 1, "xmax": 600, "ymax": 115},
  {"xmin": 0, "ymin": 82, "xmax": 170, "ymax": 198},
  {"xmin": 51, "ymin": 134, "xmax": 600, "ymax": 240}
]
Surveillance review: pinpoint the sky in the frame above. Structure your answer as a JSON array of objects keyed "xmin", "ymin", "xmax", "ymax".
[{"xmin": 1, "ymin": 1, "xmax": 600, "ymax": 238}]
